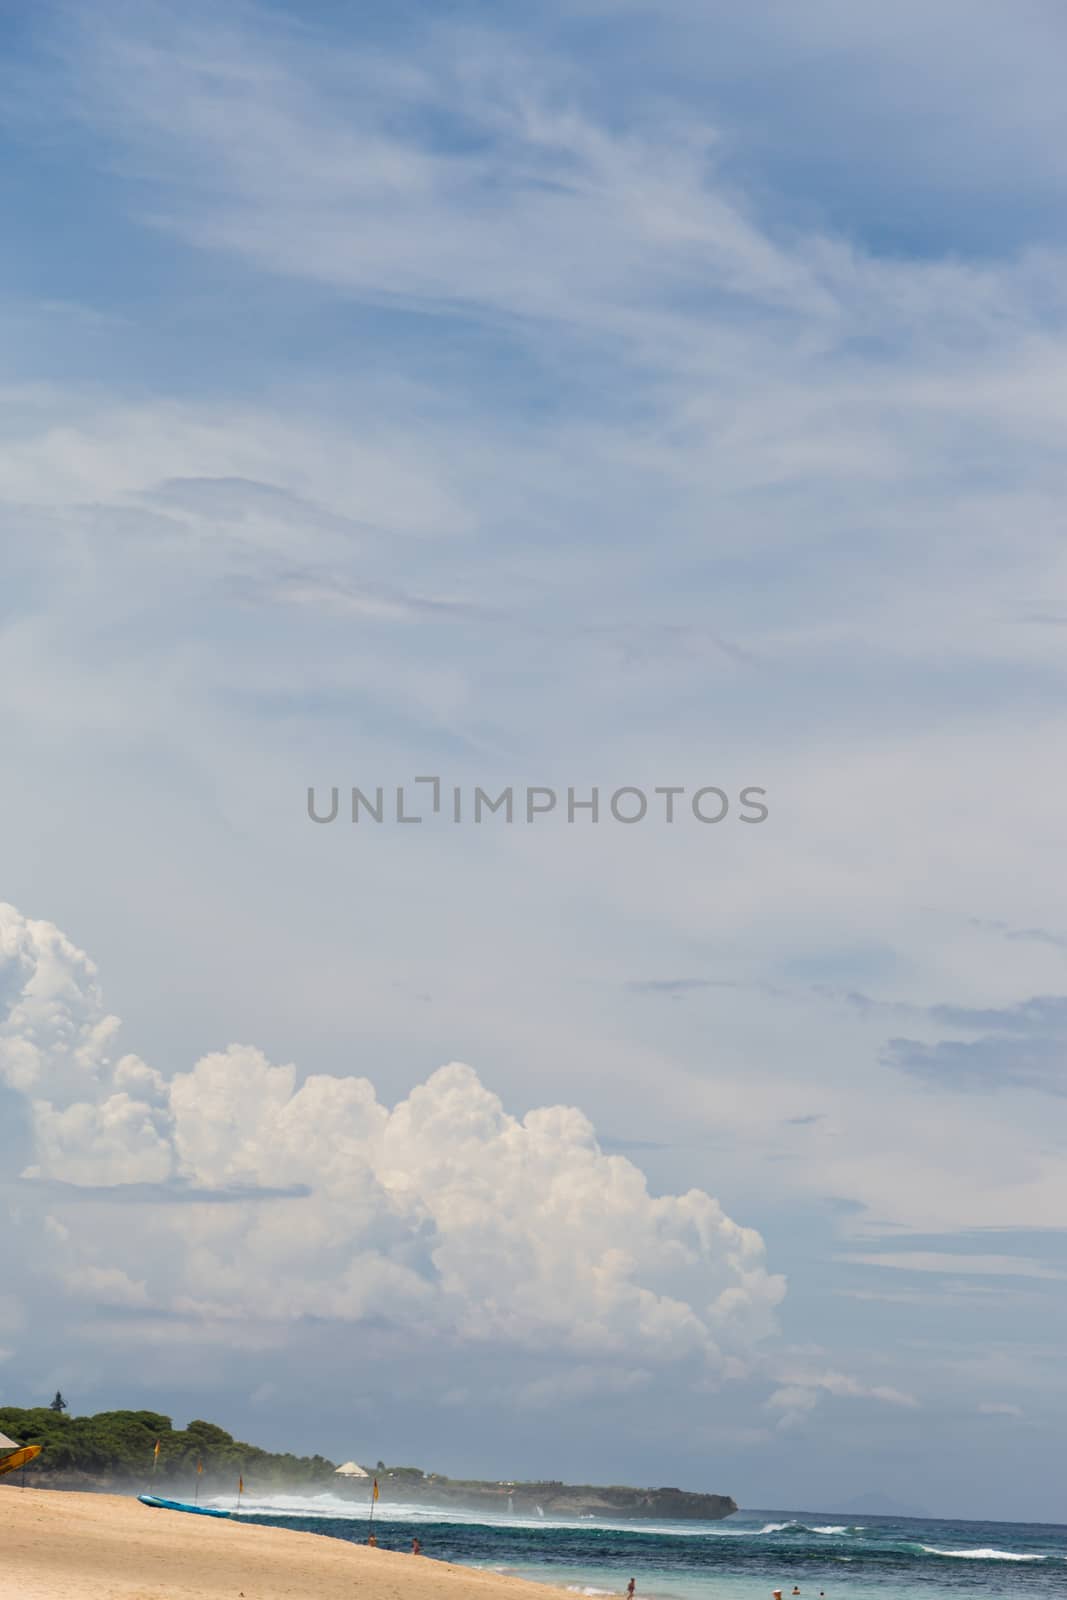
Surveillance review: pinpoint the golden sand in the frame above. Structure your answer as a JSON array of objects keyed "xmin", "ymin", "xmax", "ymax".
[{"xmin": 0, "ymin": 1485, "xmax": 584, "ymax": 1600}]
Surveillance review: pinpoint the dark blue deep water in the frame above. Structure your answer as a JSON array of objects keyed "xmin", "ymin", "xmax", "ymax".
[{"xmin": 225, "ymin": 1497, "xmax": 1067, "ymax": 1600}]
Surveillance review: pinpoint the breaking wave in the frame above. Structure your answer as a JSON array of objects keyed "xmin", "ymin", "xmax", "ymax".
[
  {"xmin": 758, "ymin": 1521, "xmax": 862, "ymax": 1537},
  {"xmin": 920, "ymin": 1546, "xmax": 1049, "ymax": 1562}
]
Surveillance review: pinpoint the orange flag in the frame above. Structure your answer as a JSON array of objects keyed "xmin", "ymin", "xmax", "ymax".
[
  {"xmin": 153, "ymin": 1440, "xmax": 161, "ymax": 1460},
  {"xmin": 373, "ymin": 1478, "xmax": 380, "ymax": 1502}
]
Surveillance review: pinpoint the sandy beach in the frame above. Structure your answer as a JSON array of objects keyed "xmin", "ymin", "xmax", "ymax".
[{"xmin": 0, "ymin": 1486, "xmax": 582, "ymax": 1600}]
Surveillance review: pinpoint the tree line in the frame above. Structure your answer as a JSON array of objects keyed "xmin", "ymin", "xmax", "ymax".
[{"xmin": 0, "ymin": 1404, "xmax": 338, "ymax": 1490}]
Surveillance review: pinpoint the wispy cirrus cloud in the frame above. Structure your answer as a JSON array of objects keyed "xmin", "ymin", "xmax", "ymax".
[
  {"xmin": 885, "ymin": 995, "xmax": 1067, "ymax": 1096},
  {"xmin": 837, "ymin": 1251, "xmax": 1067, "ymax": 1282},
  {"xmin": 969, "ymin": 917, "xmax": 1067, "ymax": 951},
  {"xmin": 624, "ymin": 978, "xmax": 741, "ymax": 998},
  {"xmin": 766, "ymin": 1369, "xmax": 918, "ymax": 1428}
]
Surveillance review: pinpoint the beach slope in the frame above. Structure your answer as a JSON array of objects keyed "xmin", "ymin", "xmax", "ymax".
[{"xmin": 0, "ymin": 1485, "xmax": 579, "ymax": 1600}]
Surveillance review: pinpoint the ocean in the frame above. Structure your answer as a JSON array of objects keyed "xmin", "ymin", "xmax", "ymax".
[{"xmin": 223, "ymin": 1494, "xmax": 1067, "ymax": 1600}]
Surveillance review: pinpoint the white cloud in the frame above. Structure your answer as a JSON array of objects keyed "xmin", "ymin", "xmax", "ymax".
[
  {"xmin": 838, "ymin": 1253, "xmax": 1067, "ymax": 1282},
  {"xmin": 0, "ymin": 901, "xmax": 784, "ymax": 1372},
  {"xmin": 766, "ymin": 1370, "xmax": 919, "ymax": 1428},
  {"xmin": 40, "ymin": 0, "xmax": 1067, "ymax": 404},
  {"xmin": 63, "ymin": 1264, "xmax": 151, "ymax": 1309},
  {"xmin": 60, "ymin": 6, "xmax": 831, "ymax": 339}
]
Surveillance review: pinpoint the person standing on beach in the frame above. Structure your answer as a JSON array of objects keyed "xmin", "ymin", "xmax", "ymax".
[
  {"xmin": 412, "ymin": 1538, "xmax": 422, "ymax": 1555},
  {"xmin": 367, "ymin": 1533, "xmax": 378, "ymax": 1548},
  {"xmin": 626, "ymin": 1579, "xmax": 636, "ymax": 1598}
]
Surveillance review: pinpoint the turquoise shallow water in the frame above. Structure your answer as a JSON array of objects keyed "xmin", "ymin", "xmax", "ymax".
[{"xmin": 225, "ymin": 1495, "xmax": 1067, "ymax": 1600}]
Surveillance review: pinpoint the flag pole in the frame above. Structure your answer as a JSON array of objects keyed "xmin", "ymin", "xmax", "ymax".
[
  {"xmin": 194, "ymin": 1459, "xmax": 203, "ymax": 1506},
  {"xmin": 236, "ymin": 1473, "xmax": 244, "ymax": 1516},
  {"xmin": 368, "ymin": 1476, "xmax": 380, "ymax": 1540}
]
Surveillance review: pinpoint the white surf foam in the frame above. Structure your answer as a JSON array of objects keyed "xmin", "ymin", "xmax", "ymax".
[
  {"xmin": 920, "ymin": 1546, "xmax": 1045, "ymax": 1561},
  {"xmin": 219, "ymin": 1493, "xmax": 773, "ymax": 1539}
]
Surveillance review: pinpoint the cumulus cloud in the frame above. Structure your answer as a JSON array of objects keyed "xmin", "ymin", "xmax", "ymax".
[{"xmin": 0, "ymin": 902, "xmax": 784, "ymax": 1373}]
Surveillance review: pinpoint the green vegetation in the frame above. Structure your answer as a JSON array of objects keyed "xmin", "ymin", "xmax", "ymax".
[
  {"xmin": 0, "ymin": 1406, "xmax": 736, "ymax": 1520},
  {"xmin": 0, "ymin": 1406, "xmax": 337, "ymax": 1491}
]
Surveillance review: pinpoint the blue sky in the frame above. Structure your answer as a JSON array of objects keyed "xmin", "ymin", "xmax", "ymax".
[{"xmin": 2, "ymin": 0, "xmax": 1067, "ymax": 1521}]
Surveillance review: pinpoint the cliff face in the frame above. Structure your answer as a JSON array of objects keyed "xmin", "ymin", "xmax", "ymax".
[
  {"xmin": 514, "ymin": 1485, "xmax": 737, "ymax": 1520},
  {"xmin": 349, "ymin": 1476, "xmax": 737, "ymax": 1521}
]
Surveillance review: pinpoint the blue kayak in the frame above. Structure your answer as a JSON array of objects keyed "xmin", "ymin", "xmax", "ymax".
[{"xmin": 138, "ymin": 1493, "xmax": 234, "ymax": 1519}]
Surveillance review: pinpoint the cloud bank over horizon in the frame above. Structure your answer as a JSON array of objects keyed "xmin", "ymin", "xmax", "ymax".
[{"xmin": 0, "ymin": 901, "xmax": 784, "ymax": 1374}]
